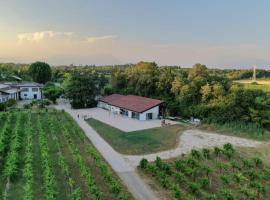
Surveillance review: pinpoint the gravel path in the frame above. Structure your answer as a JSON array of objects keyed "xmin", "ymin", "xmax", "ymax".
[
  {"xmin": 55, "ymin": 102, "xmax": 159, "ymax": 200},
  {"xmin": 123, "ymin": 129, "xmax": 261, "ymax": 168}
]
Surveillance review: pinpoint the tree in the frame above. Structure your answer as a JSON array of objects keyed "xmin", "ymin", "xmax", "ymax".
[
  {"xmin": 43, "ymin": 82, "xmax": 63, "ymax": 103},
  {"xmin": 65, "ymin": 70, "xmax": 106, "ymax": 109},
  {"xmin": 28, "ymin": 61, "xmax": 52, "ymax": 84},
  {"xmin": 200, "ymin": 84, "xmax": 212, "ymax": 102}
]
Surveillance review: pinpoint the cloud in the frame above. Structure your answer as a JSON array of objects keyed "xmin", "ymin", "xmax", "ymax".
[
  {"xmin": 86, "ymin": 35, "xmax": 117, "ymax": 43},
  {"xmin": 17, "ymin": 31, "xmax": 74, "ymax": 43}
]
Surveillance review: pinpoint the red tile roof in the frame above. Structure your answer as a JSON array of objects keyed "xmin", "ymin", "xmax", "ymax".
[{"xmin": 99, "ymin": 94, "xmax": 163, "ymax": 113}]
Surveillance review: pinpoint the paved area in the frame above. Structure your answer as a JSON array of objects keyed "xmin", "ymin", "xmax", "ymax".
[
  {"xmin": 69, "ymin": 107, "xmax": 177, "ymax": 132},
  {"xmin": 55, "ymin": 102, "xmax": 159, "ymax": 200},
  {"xmin": 123, "ymin": 129, "xmax": 262, "ymax": 168}
]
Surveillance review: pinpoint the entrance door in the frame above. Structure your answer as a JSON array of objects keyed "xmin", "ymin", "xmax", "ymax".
[
  {"xmin": 33, "ymin": 94, "xmax": 37, "ymax": 99},
  {"xmin": 146, "ymin": 113, "xmax": 153, "ymax": 120}
]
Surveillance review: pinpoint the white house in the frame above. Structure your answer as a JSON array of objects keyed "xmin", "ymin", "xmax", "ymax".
[
  {"xmin": 15, "ymin": 82, "xmax": 43, "ymax": 100},
  {"xmin": 0, "ymin": 82, "xmax": 43, "ymax": 102},
  {"xmin": 98, "ymin": 94, "xmax": 163, "ymax": 120}
]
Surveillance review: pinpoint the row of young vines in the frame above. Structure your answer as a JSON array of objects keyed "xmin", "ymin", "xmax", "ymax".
[
  {"xmin": 37, "ymin": 114, "xmax": 57, "ymax": 200},
  {"xmin": 61, "ymin": 112, "xmax": 131, "ymax": 200},
  {"xmin": 0, "ymin": 110, "xmax": 133, "ymax": 200},
  {"xmin": 46, "ymin": 113, "xmax": 82, "ymax": 200}
]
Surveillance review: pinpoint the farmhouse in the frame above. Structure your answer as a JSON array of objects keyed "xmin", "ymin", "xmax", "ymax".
[
  {"xmin": 0, "ymin": 82, "xmax": 43, "ymax": 103},
  {"xmin": 98, "ymin": 94, "xmax": 163, "ymax": 120}
]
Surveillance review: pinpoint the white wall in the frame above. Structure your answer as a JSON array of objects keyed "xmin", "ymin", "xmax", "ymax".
[
  {"xmin": 139, "ymin": 106, "xmax": 159, "ymax": 120},
  {"xmin": 20, "ymin": 87, "xmax": 42, "ymax": 100},
  {"xmin": 97, "ymin": 101, "xmax": 160, "ymax": 120}
]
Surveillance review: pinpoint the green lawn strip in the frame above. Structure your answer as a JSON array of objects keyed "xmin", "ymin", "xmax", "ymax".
[
  {"xmin": 86, "ymin": 118, "xmax": 185, "ymax": 155},
  {"xmin": 61, "ymin": 112, "xmax": 133, "ymax": 199}
]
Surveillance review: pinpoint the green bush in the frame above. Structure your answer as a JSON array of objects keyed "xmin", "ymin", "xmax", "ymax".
[{"xmin": 6, "ymin": 98, "xmax": 17, "ymax": 107}]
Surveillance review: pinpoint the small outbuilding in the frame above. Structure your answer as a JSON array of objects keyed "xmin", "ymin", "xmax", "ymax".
[{"xmin": 98, "ymin": 94, "xmax": 163, "ymax": 120}]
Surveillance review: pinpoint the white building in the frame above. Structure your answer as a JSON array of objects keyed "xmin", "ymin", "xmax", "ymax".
[
  {"xmin": 15, "ymin": 82, "xmax": 43, "ymax": 100},
  {"xmin": 98, "ymin": 94, "xmax": 163, "ymax": 120},
  {"xmin": 0, "ymin": 82, "xmax": 43, "ymax": 103},
  {"xmin": 0, "ymin": 84, "xmax": 20, "ymax": 103}
]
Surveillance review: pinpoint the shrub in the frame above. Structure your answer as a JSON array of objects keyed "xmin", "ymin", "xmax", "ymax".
[
  {"xmin": 214, "ymin": 147, "xmax": 223, "ymax": 157},
  {"xmin": 253, "ymin": 157, "xmax": 263, "ymax": 167},
  {"xmin": 219, "ymin": 175, "xmax": 230, "ymax": 186},
  {"xmin": 187, "ymin": 182, "xmax": 199, "ymax": 195},
  {"xmin": 199, "ymin": 177, "xmax": 209, "ymax": 189},
  {"xmin": 219, "ymin": 188, "xmax": 235, "ymax": 200},
  {"xmin": 191, "ymin": 149, "xmax": 201, "ymax": 160},
  {"xmin": 202, "ymin": 148, "xmax": 211, "ymax": 159},
  {"xmin": 174, "ymin": 172, "xmax": 187, "ymax": 184},
  {"xmin": 139, "ymin": 158, "xmax": 148, "ymax": 169},
  {"xmin": 6, "ymin": 98, "xmax": 17, "ymax": 107}
]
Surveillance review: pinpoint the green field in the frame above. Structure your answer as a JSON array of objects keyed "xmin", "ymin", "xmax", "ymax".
[
  {"xmin": 0, "ymin": 110, "xmax": 133, "ymax": 200},
  {"xmin": 234, "ymin": 80, "xmax": 270, "ymax": 93},
  {"xmin": 86, "ymin": 118, "xmax": 186, "ymax": 155},
  {"xmin": 139, "ymin": 144, "xmax": 270, "ymax": 200}
]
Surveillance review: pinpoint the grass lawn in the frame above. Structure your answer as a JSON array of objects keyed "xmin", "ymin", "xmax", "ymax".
[{"xmin": 86, "ymin": 118, "xmax": 187, "ymax": 155}]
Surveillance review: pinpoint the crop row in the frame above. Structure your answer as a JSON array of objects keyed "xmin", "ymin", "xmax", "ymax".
[
  {"xmin": 62, "ymin": 112, "xmax": 130, "ymax": 199},
  {"xmin": 0, "ymin": 112, "xmax": 13, "ymax": 165},
  {"xmin": 37, "ymin": 114, "xmax": 57, "ymax": 200},
  {"xmin": 46, "ymin": 113, "xmax": 82, "ymax": 200},
  {"xmin": 60, "ymin": 118, "xmax": 104, "ymax": 200},
  {"xmin": 3, "ymin": 112, "xmax": 24, "ymax": 180},
  {"xmin": 23, "ymin": 113, "xmax": 34, "ymax": 200},
  {"xmin": 139, "ymin": 144, "xmax": 270, "ymax": 200}
]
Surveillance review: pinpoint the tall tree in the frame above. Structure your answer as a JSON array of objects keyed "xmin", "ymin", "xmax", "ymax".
[
  {"xmin": 28, "ymin": 61, "xmax": 52, "ymax": 84},
  {"xmin": 65, "ymin": 70, "xmax": 106, "ymax": 109}
]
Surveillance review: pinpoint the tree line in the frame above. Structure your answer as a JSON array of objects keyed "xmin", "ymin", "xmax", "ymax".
[{"xmin": 107, "ymin": 62, "xmax": 270, "ymax": 129}]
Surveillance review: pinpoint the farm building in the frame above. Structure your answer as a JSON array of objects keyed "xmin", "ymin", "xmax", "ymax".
[
  {"xmin": 98, "ymin": 94, "xmax": 163, "ymax": 120},
  {"xmin": 0, "ymin": 82, "xmax": 43, "ymax": 103}
]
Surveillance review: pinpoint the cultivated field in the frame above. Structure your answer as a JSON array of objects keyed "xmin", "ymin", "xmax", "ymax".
[
  {"xmin": 138, "ymin": 144, "xmax": 270, "ymax": 200},
  {"xmin": 234, "ymin": 79, "xmax": 270, "ymax": 93},
  {"xmin": 0, "ymin": 110, "xmax": 133, "ymax": 200}
]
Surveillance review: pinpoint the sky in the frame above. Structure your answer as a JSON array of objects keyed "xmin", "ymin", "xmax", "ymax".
[{"xmin": 0, "ymin": 0, "xmax": 270, "ymax": 68}]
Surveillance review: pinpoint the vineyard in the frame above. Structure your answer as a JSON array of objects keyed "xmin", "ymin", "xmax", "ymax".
[
  {"xmin": 139, "ymin": 144, "xmax": 270, "ymax": 200},
  {"xmin": 0, "ymin": 110, "xmax": 133, "ymax": 200}
]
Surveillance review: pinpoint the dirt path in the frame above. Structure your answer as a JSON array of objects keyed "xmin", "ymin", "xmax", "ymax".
[
  {"xmin": 55, "ymin": 102, "xmax": 159, "ymax": 200},
  {"xmin": 123, "ymin": 129, "xmax": 261, "ymax": 168}
]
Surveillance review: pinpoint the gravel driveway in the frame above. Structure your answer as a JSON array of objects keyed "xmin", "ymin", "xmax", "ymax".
[
  {"xmin": 123, "ymin": 129, "xmax": 262, "ymax": 168},
  {"xmin": 69, "ymin": 107, "xmax": 177, "ymax": 132},
  {"xmin": 55, "ymin": 102, "xmax": 159, "ymax": 200}
]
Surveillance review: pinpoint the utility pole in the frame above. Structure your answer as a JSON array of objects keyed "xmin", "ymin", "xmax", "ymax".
[{"xmin": 252, "ymin": 65, "xmax": 257, "ymax": 83}]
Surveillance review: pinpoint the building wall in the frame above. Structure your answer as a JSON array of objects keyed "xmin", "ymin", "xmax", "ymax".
[
  {"xmin": 139, "ymin": 106, "xmax": 159, "ymax": 120},
  {"xmin": 20, "ymin": 87, "xmax": 42, "ymax": 100},
  {"xmin": 97, "ymin": 100, "xmax": 160, "ymax": 120}
]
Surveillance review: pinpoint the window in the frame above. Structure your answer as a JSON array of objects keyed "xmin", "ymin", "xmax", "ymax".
[
  {"xmin": 32, "ymin": 88, "xmax": 38, "ymax": 92},
  {"xmin": 21, "ymin": 88, "xmax": 29, "ymax": 92},
  {"xmin": 24, "ymin": 94, "xmax": 27, "ymax": 96}
]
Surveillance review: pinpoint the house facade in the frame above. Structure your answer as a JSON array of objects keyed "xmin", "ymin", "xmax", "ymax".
[
  {"xmin": 0, "ymin": 82, "xmax": 43, "ymax": 103},
  {"xmin": 98, "ymin": 94, "xmax": 163, "ymax": 120}
]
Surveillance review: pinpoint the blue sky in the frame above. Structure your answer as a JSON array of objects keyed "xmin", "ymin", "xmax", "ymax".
[{"xmin": 0, "ymin": 0, "xmax": 269, "ymax": 68}]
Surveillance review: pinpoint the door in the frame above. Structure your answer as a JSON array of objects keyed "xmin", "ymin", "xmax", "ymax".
[
  {"xmin": 146, "ymin": 113, "xmax": 153, "ymax": 120},
  {"xmin": 34, "ymin": 94, "xmax": 37, "ymax": 99}
]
